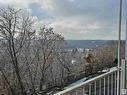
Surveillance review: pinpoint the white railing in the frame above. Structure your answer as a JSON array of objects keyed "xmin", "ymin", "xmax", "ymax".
[{"xmin": 54, "ymin": 67, "xmax": 119, "ymax": 95}]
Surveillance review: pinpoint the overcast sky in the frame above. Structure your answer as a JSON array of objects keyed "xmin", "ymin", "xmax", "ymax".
[{"xmin": 0, "ymin": 0, "xmax": 126, "ymax": 40}]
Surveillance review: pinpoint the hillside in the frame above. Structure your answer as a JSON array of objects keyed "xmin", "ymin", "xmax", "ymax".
[{"xmin": 66, "ymin": 40, "xmax": 113, "ymax": 49}]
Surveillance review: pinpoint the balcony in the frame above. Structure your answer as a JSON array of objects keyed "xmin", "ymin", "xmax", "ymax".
[{"xmin": 54, "ymin": 60, "xmax": 126, "ymax": 95}]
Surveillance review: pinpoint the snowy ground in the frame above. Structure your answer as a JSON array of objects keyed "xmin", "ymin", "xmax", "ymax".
[
  {"xmin": 64, "ymin": 67, "xmax": 117, "ymax": 90},
  {"xmin": 64, "ymin": 77, "xmax": 87, "ymax": 89}
]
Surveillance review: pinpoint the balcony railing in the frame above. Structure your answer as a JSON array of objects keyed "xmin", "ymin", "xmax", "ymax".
[{"xmin": 54, "ymin": 67, "xmax": 119, "ymax": 95}]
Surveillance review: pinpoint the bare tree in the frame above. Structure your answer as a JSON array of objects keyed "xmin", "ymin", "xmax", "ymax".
[
  {"xmin": 0, "ymin": 7, "xmax": 72, "ymax": 95},
  {"xmin": 0, "ymin": 7, "xmax": 34, "ymax": 95},
  {"xmin": 35, "ymin": 27, "xmax": 64, "ymax": 91}
]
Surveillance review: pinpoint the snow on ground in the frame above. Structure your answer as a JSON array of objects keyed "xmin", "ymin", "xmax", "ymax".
[
  {"xmin": 64, "ymin": 67, "xmax": 117, "ymax": 90},
  {"xmin": 64, "ymin": 77, "xmax": 87, "ymax": 89}
]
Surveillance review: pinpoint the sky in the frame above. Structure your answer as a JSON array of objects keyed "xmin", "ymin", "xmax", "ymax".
[{"xmin": 0, "ymin": 0, "xmax": 126, "ymax": 40}]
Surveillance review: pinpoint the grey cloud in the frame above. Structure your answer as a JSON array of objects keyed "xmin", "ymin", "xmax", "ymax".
[{"xmin": 0, "ymin": 0, "xmax": 126, "ymax": 40}]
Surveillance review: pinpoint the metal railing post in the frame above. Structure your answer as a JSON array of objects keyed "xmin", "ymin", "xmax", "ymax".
[
  {"xmin": 89, "ymin": 84, "xmax": 91, "ymax": 95},
  {"xmin": 117, "ymin": 0, "xmax": 123, "ymax": 95},
  {"xmin": 82, "ymin": 87, "xmax": 85, "ymax": 95},
  {"xmin": 104, "ymin": 77, "xmax": 106, "ymax": 95},
  {"xmin": 94, "ymin": 81, "xmax": 96, "ymax": 95},
  {"xmin": 111, "ymin": 73, "xmax": 114, "ymax": 95},
  {"xmin": 99, "ymin": 79, "xmax": 101, "ymax": 95},
  {"xmin": 114, "ymin": 72, "xmax": 117, "ymax": 95},
  {"xmin": 108, "ymin": 75, "xmax": 110, "ymax": 95}
]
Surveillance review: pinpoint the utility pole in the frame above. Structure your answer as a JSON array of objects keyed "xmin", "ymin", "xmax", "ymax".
[
  {"xmin": 120, "ymin": 1, "xmax": 127, "ymax": 95},
  {"xmin": 125, "ymin": 18, "xmax": 127, "ymax": 95},
  {"xmin": 121, "ymin": 18, "xmax": 127, "ymax": 95},
  {"xmin": 117, "ymin": 0, "xmax": 123, "ymax": 95}
]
